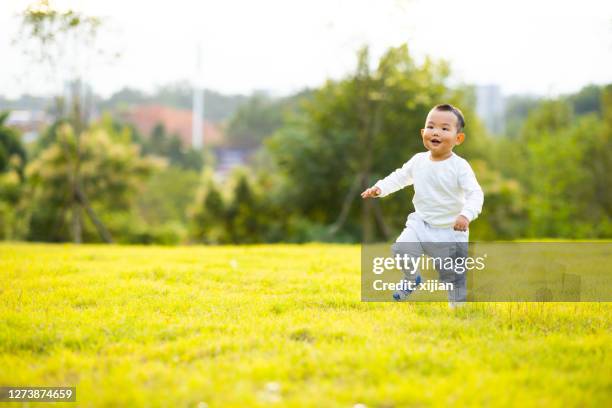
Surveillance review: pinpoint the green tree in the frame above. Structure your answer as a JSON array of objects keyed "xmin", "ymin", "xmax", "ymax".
[
  {"xmin": 137, "ymin": 166, "xmax": 200, "ymax": 226},
  {"xmin": 226, "ymin": 173, "xmax": 262, "ymax": 243},
  {"xmin": 515, "ymin": 99, "xmax": 611, "ymax": 238},
  {"xmin": 567, "ymin": 84, "xmax": 601, "ymax": 116},
  {"xmin": 140, "ymin": 123, "xmax": 203, "ymax": 171},
  {"xmin": 0, "ymin": 113, "xmax": 28, "ymax": 239},
  {"xmin": 265, "ymin": 44, "xmax": 487, "ymax": 242},
  {"xmin": 190, "ymin": 170, "xmax": 228, "ymax": 244},
  {"xmin": 0, "ymin": 112, "xmax": 27, "ymax": 178},
  {"xmin": 16, "ymin": 0, "xmax": 117, "ymax": 242},
  {"xmin": 503, "ymin": 95, "xmax": 541, "ymax": 138},
  {"xmin": 188, "ymin": 168, "xmax": 295, "ymax": 244},
  {"xmin": 226, "ymin": 91, "xmax": 312, "ymax": 148},
  {"xmin": 25, "ymin": 122, "xmax": 160, "ymax": 242}
]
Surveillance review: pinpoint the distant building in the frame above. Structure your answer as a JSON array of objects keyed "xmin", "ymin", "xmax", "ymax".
[
  {"xmin": 5, "ymin": 110, "xmax": 49, "ymax": 143},
  {"xmin": 123, "ymin": 104, "xmax": 252, "ymax": 176},
  {"xmin": 214, "ymin": 147, "xmax": 254, "ymax": 180},
  {"xmin": 476, "ymin": 85, "xmax": 505, "ymax": 135},
  {"xmin": 123, "ymin": 104, "xmax": 223, "ymax": 148}
]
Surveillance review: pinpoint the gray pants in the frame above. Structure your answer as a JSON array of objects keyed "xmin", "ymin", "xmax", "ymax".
[{"xmin": 391, "ymin": 212, "xmax": 468, "ymax": 303}]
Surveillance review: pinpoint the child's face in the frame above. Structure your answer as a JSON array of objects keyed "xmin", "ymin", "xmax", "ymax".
[{"xmin": 420, "ymin": 109, "xmax": 465, "ymax": 159}]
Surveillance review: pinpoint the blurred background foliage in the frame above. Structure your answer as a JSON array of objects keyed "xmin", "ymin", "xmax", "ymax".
[{"xmin": 1, "ymin": 4, "xmax": 610, "ymax": 244}]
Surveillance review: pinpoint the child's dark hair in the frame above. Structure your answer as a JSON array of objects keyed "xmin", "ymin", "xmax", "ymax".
[{"xmin": 432, "ymin": 104, "xmax": 465, "ymax": 132}]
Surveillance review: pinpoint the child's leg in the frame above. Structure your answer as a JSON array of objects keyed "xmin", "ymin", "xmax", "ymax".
[
  {"xmin": 438, "ymin": 260, "xmax": 467, "ymax": 303},
  {"xmin": 422, "ymin": 225, "xmax": 469, "ymax": 304},
  {"xmin": 391, "ymin": 240, "xmax": 423, "ymax": 286},
  {"xmin": 448, "ymin": 272, "xmax": 467, "ymax": 304},
  {"xmin": 391, "ymin": 220, "xmax": 424, "ymax": 296},
  {"xmin": 442, "ymin": 232, "xmax": 469, "ymax": 304}
]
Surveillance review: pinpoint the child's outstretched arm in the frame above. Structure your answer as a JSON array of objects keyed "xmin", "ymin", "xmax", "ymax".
[{"xmin": 361, "ymin": 154, "xmax": 418, "ymax": 199}]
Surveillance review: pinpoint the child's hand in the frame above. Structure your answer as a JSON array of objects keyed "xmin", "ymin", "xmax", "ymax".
[
  {"xmin": 361, "ymin": 186, "xmax": 381, "ymax": 199},
  {"xmin": 453, "ymin": 215, "xmax": 469, "ymax": 231}
]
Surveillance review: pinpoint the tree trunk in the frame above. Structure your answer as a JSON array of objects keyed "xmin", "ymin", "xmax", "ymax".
[
  {"xmin": 66, "ymin": 81, "xmax": 113, "ymax": 243},
  {"xmin": 372, "ymin": 199, "xmax": 391, "ymax": 241},
  {"xmin": 71, "ymin": 199, "xmax": 82, "ymax": 243},
  {"xmin": 75, "ymin": 183, "xmax": 114, "ymax": 243},
  {"xmin": 356, "ymin": 49, "xmax": 375, "ymax": 243},
  {"xmin": 361, "ymin": 176, "xmax": 374, "ymax": 243},
  {"xmin": 329, "ymin": 173, "xmax": 363, "ymax": 235}
]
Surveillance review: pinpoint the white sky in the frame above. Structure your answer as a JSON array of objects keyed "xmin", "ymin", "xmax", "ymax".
[{"xmin": 1, "ymin": 0, "xmax": 611, "ymax": 98}]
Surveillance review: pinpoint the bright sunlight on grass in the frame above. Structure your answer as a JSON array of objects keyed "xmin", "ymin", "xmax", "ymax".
[{"xmin": 1, "ymin": 243, "xmax": 610, "ymax": 407}]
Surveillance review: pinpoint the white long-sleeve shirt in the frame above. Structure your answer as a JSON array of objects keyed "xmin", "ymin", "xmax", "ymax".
[{"xmin": 374, "ymin": 151, "xmax": 484, "ymax": 228}]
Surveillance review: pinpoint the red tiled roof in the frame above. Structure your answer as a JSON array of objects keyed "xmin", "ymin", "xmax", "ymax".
[{"xmin": 123, "ymin": 104, "xmax": 223, "ymax": 147}]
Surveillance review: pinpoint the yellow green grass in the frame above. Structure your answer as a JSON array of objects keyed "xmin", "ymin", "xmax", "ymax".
[{"xmin": 0, "ymin": 243, "xmax": 610, "ymax": 407}]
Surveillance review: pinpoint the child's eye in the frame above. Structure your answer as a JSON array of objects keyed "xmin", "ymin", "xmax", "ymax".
[
  {"xmin": 427, "ymin": 126, "xmax": 433, "ymax": 129},
  {"xmin": 443, "ymin": 127, "xmax": 449, "ymax": 131}
]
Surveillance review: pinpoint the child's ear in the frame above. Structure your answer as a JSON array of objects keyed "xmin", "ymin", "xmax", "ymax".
[
  {"xmin": 456, "ymin": 132, "xmax": 465, "ymax": 144},
  {"xmin": 420, "ymin": 129, "xmax": 425, "ymax": 137}
]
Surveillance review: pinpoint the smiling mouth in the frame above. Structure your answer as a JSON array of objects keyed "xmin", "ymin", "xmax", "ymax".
[{"xmin": 430, "ymin": 139, "xmax": 441, "ymax": 146}]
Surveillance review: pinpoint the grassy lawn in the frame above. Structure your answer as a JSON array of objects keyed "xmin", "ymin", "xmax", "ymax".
[{"xmin": 0, "ymin": 243, "xmax": 610, "ymax": 407}]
